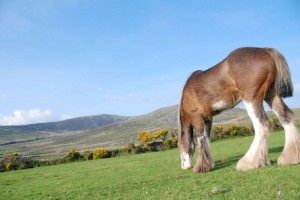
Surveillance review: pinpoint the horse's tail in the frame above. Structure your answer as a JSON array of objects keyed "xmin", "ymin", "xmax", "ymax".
[{"xmin": 266, "ymin": 48, "xmax": 293, "ymax": 98}]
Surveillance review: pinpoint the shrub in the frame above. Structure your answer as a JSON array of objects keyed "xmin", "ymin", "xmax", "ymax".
[
  {"xmin": 7, "ymin": 152, "xmax": 18, "ymax": 158},
  {"xmin": 81, "ymin": 151, "xmax": 94, "ymax": 160},
  {"xmin": 140, "ymin": 142, "xmax": 153, "ymax": 152},
  {"xmin": 211, "ymin": 124, "xmax": 254, "ymax": 139},
  {"xmin": 132, "ymin": 145, "xmax": 144, "ymax": 154},
  {"xmin": 137, "ymin": 131, "xmax": 154, "ymax": 143},
  {"xmin": 66, "ymin": 148, "xmax": 82, "ymax": 161},
  {"xmin": 126, "ymin": 143, "xmax": 136, "ymax": 154},
  {"xmin": 134, "ymin": 129, "xmax": 177, "ymax": 152},
  {"xmin": 154, "ymin": 129, "xmax": 168, "ymax": 141},
  {"xmin": 162, "ymin": 138, "xmax": 178, "ymax": 150},
  {"xmin": 5, "ymin": 162, "xmax": 13, "ymax": 171},
  {"xmin": 93, "ymin": 148, "xmax": 111, "ymax": 160},
  {"xmin": 126, "ymin": 143, "xmax": 144, "ymax": 154},
  {"xmin": 170, "ymin": 130, "xmax": 178, "ymax": 140},
  {"xmin": 0, "ymin": 152, "xmax": 35, "ymax": 171},
  {"xmin": 110, "ymin": 149, "xmax": 120, "ymax": 157},
  {"xmin": 1, "ymin": 153, "xmax": 19, "ymax": 171},
  {"xmin": 48, "ymin": 158, "xmax": 67, "ymax": 165},
  {"xmin": 227, "ymin": 124, "xmax": 238, "ymax": 136},
  {"xmin": 238, "ymin": 126, "xmax": 254, "ymax": 136},
  {"xmin": 211, "ymin": 125, "xmax": 224, "ymax": 139}
]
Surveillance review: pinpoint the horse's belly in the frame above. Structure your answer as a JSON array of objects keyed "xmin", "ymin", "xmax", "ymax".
[{"xmin": 211, "ymin": 98, "xmax": 241, "ymax": 114}]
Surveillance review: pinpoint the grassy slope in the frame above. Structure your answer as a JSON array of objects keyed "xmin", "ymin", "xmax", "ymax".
[{"xmin": 1, "ymin": 128, "xmax": 300, "ymax": 199}]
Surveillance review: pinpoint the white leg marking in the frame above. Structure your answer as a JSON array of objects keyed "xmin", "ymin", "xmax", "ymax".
[
  {"xmin": 180, "ymin": 151, "xmax": 192, "ymax": 169},
  {"xmin": 244, "ymin": 102, "xmax": 268, "ymax": 158},
  {"xmin": 282, "ymin": 123, "xmax": 300, "ymax": 144},
  {"xmin": 278, "ymin": 122, "xmax": 300, "ymax": 165},
  {"xmin": 236, "ymin": 102, "xmax": 270, "ymax": 171},
  {"xmin": 270, "ymin": 106, "xmax": 300, "ymax": 165}
]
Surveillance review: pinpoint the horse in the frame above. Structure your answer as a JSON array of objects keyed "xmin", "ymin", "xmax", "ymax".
[{"xmin": 178, "ymin": 47, "xmax": 300, "ymax": 173}]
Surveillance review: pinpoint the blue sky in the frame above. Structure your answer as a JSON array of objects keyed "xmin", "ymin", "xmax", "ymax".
[{"xmin": 0, "ymin": 0, "xmax": 299, "ymax": 125}]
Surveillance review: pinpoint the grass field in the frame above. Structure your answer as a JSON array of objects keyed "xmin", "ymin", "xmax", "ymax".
[{"xmin": 1, "ymin": 128, "xmax": 300, "ymax": 200}]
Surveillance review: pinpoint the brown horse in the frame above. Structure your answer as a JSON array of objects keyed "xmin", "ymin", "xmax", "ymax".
[{"xmin": 178, "ymin": 47, "xmax": 300, "ymax": 173}]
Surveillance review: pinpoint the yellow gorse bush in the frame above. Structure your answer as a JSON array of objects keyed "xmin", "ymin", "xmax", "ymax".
[
  {"xmin": 66, "ymin": 148, "xmax": 81, "ymax": 160},
  {"xmin": 228, "ymin": 124, "xmax": 238, "ymax": 136},
  {"xmin": 5, "ymin": 162, "xmax": 12, "ymax": 171},
  {"xmin": 7, "ymin": 152, "xmax": 18, "ymax": 158},
  {"xmin": 68, "ymin": 148, "xmax": 79, "ymax": 156},
  {"xmin": 215, "ymin": 125, "xmax": 223, "ymax": 131},
  {"xmin": 154, "ymin": 129, "xmax": 168, "ymax": 140},
  {"xmin": 211, "ymin": 125, "xmax": 224, "ymax": 137},
  {"xmin": 93, "ymin": 148, "xmax": 109, "ymax": 160},
  {"xmin": 137, "ymin": 131, "xmax": 154, "ymax": 143}
]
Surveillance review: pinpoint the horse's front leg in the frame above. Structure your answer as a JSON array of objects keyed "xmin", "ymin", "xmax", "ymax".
[
  {"xmin": 193, "ymin": 117, "xmax": 214, "ymax": 173},
  {"xmin": 178, "ymin": 123, "xmax": 194, "ymax": 170}
]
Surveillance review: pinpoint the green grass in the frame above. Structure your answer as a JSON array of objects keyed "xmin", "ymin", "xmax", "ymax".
[{"xmin": 1, "ymin": 129, "xmax": 300, "ymax": 200}]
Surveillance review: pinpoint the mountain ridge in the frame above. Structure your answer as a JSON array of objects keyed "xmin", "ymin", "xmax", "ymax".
[{"xmin": 0, "ymin": 114, "xmax": 131, "ymax": 132}]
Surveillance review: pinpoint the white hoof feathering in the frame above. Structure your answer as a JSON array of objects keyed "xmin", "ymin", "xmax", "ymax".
[
  {"xmin": 236, "ymin": 154, "xmax": 270, "ymax": 171},
  {"xmin": 278, "ymin": 123, "xmax": 300, "ymax": 165},
  {"xmin": 181, "ymin": 151, "xmax": 192, "ymax": 170}
]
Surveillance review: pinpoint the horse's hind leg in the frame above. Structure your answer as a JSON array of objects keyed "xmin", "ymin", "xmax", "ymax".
[
  {"xmin": 178, "ymin": 117, "xmax": 194, "ymax": 169},
  {"xmin": 266, "ymin": 95, "xmax": 300, "ymax": 165},
  {"xmin": 193, "ymin": 116, "xmax": 214, "ymax": 173},
  {"xmin": 236, "ymin": 102, "xmax": 271, "ymax": 171}
]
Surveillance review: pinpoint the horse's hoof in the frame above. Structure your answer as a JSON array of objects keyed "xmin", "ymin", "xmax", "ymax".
[
  {"xmin": 278, "ymin": 152, "xmax": 300, "ymax": 165},
  {"xmin": 192, "ymin": 162, "xmax": 214, "ymax": 173},
  {"xmin": 236, "ymin": 156, "xmax": 270, "ymax": 171},
  {"xmin": 181, "ymin": 165, "xmax": 192, "ymax": 170}
]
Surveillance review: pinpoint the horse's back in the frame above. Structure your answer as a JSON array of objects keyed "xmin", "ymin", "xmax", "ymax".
[{"xmin": 226, "ymin": 47, "xmax": 276, "ymax": 74}]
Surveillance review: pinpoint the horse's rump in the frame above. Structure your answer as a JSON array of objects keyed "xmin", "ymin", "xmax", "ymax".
[{"xmin": 227, "ymin": 47, "xmax": 293, "ymax": 98}]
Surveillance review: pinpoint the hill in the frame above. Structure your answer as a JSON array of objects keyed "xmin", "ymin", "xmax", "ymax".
[
  {"xmin": 1, "ymin": 130, "xmax": 300, "ymax": 199},
  {"xmin": 0, "ymin": 114, "xmax": 130, "ymax": 133},
  {"xmin": 0, "ymin": 105, "xmax": 299, "ymax": 159}
]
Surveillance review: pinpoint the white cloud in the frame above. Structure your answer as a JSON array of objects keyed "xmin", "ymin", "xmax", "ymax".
[{"xmin": 0, "ymin": 109, "xmax": 58, "ymax": 126}]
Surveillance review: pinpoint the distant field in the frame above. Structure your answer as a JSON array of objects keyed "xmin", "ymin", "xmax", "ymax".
[{"xmin": 1, "ymin": 128, "xmax": 299, "ymax": 199}]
